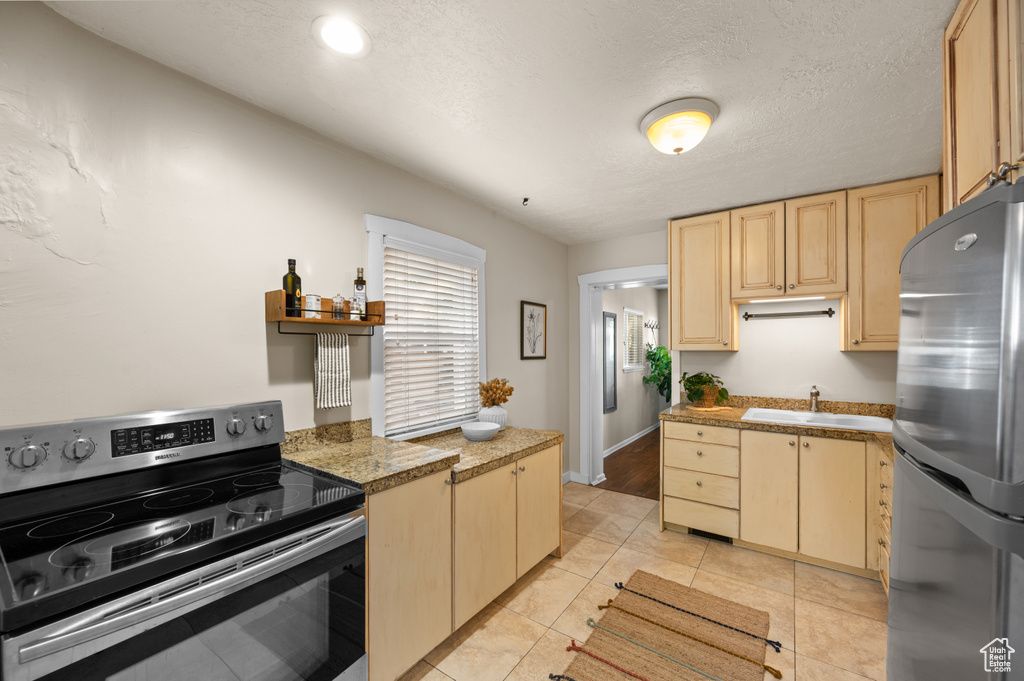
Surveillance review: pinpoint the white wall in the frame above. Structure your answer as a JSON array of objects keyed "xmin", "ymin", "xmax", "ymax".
[
  {"xmin": 676, "ymin": 300, "xmax": 897, "ymax": 405},
  {"xmin": 601, "ymin": 287, "xmax": 668, "ymax": 452},
  {"xmin": 0, "ymin": 4, "xmax": 569, "ymax": 443}
]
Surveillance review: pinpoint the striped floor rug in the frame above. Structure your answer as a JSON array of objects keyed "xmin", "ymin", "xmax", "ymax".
[{"xmin": 554, "ymin": 570, "xmax": 781, "ymax": 681}]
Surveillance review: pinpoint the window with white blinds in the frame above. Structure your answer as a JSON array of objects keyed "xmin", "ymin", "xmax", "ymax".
[
  {"xmin": 381, "ymin": 246, "xmax": 481, "ymax": 437},
  {"xmin": 623, "ymin": 308, "xmax": 644, "ymax": 372}
]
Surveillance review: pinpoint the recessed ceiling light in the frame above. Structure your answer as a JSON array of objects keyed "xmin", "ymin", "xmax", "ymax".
[
  {"xmin": 312, "ymin": 16, "xmax": 371, "ymax": 58},
  {"xmin": 639, "ymin": 98, "xmax": 719, "ymax": 154}
]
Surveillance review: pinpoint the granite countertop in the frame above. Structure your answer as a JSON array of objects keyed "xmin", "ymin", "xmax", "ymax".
[
  {"xmin": 427, "ymin": 427, "xmax": 564, "ymax": 484},
  {"xmin": 284, "ymin": 427, "xmax": 565, "ymax": 494},
  {"xmin": 284, "ymin": 436, "xmax": 460, "ymax": 495},
  {"xmin": 659, "ymin": 403, "xmax": 895, "ymax": 456}
]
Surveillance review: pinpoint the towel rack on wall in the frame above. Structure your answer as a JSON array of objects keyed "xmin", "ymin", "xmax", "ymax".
[
  {"xmin": 742, "ymin": 308, "xmax": 835, "ymax": 321},
  {"xmin": 275, "ymin": 322, "xmax": 377, "ymax": 337}
]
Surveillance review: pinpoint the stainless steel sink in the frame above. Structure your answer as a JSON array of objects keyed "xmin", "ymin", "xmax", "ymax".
[{"xmin": 740, "ymin": 408, "xmax": 892, "ymax": 433}]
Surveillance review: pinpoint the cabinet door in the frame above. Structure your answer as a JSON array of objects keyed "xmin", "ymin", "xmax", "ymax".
[
  {"xmin": 669, "ymin": 211, "xmax": 736, "ymax": 351},
  {"xmin": 739, "ymin": 431, "xmax": 798, "ymax": 552},
  {"xmin": 785, "ymin": 191, "xmax": 847, "ymax": 296},
  {"xmin": 844, "ymin": 176, "xmax": 940, "ymax": 351},
  {"xmin": 516, "ymin": 445, "xmax": 562, "ymax": 578},
  {"xmin": 453, "ymin": 463, "xmax": 517, "ymax": 630},
  {"xmin": 367, "ymin": 469, "xmax": 453, "ymax": 681},
  {"xmin": 731, "ymin": 202, "xmax": 786, "ymax": 300},
  {"xmin": 1008, "ymin": 0, "xmax": 1024, "ymax": 181},
  {"xmin": 944, "ymin": 0, "xmax": 1002, "ymax": 209},
  {"xmin": 799, "ymin": 437, "xmax": 866, "ymax": 568}
]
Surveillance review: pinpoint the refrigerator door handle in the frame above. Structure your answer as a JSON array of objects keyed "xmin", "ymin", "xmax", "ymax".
[{"xmin": 900, "ymin": 455, "xmax": 1024, "ymax": 558}]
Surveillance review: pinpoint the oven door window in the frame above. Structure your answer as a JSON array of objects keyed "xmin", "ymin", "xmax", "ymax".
[{"xmin": 37, "ymin": 542, "xmax": 364, "ymax": 681}]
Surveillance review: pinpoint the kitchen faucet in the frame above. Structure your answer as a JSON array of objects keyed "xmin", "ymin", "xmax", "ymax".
[{"xmin": 809, "ymin": 385, "xmax": 820, "ymax": 413}]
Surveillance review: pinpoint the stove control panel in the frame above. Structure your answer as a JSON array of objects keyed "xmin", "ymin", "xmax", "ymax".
[
  {"xmin": 0, "ymin": 401, "xmax": 285, "ymax": 495},
  {"xmin": 111, "ymin": 419, "xmax": 215, "ymax": 458}
]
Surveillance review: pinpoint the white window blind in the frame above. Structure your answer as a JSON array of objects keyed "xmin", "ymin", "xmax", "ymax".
[
  {"xmin": 381, "ymin": 246, "xmax": 481, "ymax": 437},
  {"xmin": 623, "ymin": 308, "xmax": 644, "ymax": 372}
]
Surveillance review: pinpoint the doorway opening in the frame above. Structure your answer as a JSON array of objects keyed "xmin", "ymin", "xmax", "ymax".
[{"xmin": 578, "ymin": 265, "xmax": 669, "ymax": 496}]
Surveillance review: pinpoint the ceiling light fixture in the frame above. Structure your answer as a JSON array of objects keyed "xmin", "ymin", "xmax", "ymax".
[
  {"xmin": 639, "ymin": 98, "xmax": 719, "ymax": 154},
  {"xmin": 312, "ymin": 16, "xmax": 371, "ymax": 58}
]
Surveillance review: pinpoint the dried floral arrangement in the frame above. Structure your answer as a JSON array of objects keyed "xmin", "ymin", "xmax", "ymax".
[{"xmin": 479, "ymin": 378, "xmax": 514, "ymax": 407}]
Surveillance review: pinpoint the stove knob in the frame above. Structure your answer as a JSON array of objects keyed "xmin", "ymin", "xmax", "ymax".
[
  {"xmin": 252, "ymin": 505, "xmax": 272, "ymax": 524},
  {"xmin": 254, "ymin": 414, "xmax": 274, "ymax": 433},
  {"xmin": 61, "ymin": 558, "xmax": 95, "ymax": 584},
  {"xmin": 14, "ymin": 573, "xmax": 46, "ymax": 601},
  {"xmin": 225, "ymin": 513, "xmax": 247, "ymax": 532},
  {"xmin": 225, "ymin": 418, "xmax": 246, "ymax": 437},
  {"xmin": 62, "ymin": 438, "xmax": 96, "ymax": 463},
  {"xmin": 9, "ymin": 444, "xmax": 47, "ymax": 471}
]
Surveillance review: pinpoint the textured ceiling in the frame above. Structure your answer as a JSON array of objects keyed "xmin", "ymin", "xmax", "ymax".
[{"xmin": 48, "ymin": 0, "xmax": 959, "ymax": 245}]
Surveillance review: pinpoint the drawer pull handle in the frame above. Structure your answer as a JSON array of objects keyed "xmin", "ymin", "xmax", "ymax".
[
  {"xmin": 512, "ymin": 470, "xmax": 517, "ymax": 476},
  {"xmin": 697, "ymin": 430, "xmax": 703, "ymax": 436},
  {"xmin": 879, "ymin": 500, "xmax": 886, "ymax": 506},
  {"xmin": 880, "ymin": 460, "xmax": 888, "ymax": 467},
  {"xmin": 520, "ymin": 466, "xmax": 526, "ymax": 472},
  {"xmin": 696, "ymin": 481, "xmax": 703, "ymax": 487},
  {"xmin": 444, "ymin": 478, "xmax": 452, "ymax": 485},
  {"xmin": 802, "ymin": 442, "xmax": 809, "ymax": 448},
  {"xmin": 880, "ymin": 483, "xmax": 887, "ymax": 489},
  {"xmin": 879, "ymin": 538, "xmax": 885, "ymax": 545},
  {"xmin": 696, "ymin": 451, "xmax": 703, "ymax": 456},
  {"xmin": 789, "ymin": 441, "xmax": 796, "ymax": 446}
]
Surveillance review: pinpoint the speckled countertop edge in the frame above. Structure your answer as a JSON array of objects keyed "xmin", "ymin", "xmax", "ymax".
[
  {"xmin": 660, "ymin": 404, "xmax": 895, "ymax": 453},
  {"xmin": 437, "ymin": 429, "xmax": 564, "ymax": 484}
]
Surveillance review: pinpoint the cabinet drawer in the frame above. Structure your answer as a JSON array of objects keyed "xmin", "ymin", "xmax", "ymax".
[
  {"xmin": 879, "ymin": 543, "xmax": 891, "ymax": 595},
  {"xmin": 664, "ymin": 468, "xmax": 739, "ymax": 509},
  {"xmin": 664, "ymin": 496, "xmax": 739, "ymax": 538},
  {"xmin": 664, "ymin": 440, "xmax": 739, "ymax": 477},
  {"xmin": 663, "ymin": 422, "xmax": 739, "ymax": 447}
]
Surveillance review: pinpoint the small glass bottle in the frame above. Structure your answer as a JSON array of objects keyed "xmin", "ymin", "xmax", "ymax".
[
  {"xmin": 332, "ymin": 294, "xmax": 345, "ymax": 320},
  {"xmin": 283, "ymin": 259, "xmax": 302, "ymax": 318},
  {"xmin": 353, "ymin": 267, "xmax": 367, "ymax": 321}
]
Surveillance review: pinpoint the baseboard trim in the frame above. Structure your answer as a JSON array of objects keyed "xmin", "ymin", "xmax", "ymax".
[
  {"xmin": 592, "ymin": 473, "xmax": 607, "ymax": 485},
  {"xmin": 562, "ymin": 471, "xmax": 571, "ymax": 485},
  {"xmin": 603, "ymin": 423, "xmax": 660, "ymax": 458}
]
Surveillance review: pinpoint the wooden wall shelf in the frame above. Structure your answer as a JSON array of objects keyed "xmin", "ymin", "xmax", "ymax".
[{"xmin": 265, "ymin": 290, "xmax": 385, "ymax": 327}]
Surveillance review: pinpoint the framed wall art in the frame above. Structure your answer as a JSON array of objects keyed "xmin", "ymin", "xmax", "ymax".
[{"xmin": 521, "ymin": 301, "xmax": 546, "ymax": 360}]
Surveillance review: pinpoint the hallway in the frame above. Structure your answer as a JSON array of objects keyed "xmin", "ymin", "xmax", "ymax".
[{"xmin": 595, "ymin": 428, "xmax": 659, "ymax": 500}]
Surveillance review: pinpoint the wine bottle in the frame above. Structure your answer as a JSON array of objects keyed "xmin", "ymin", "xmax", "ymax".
[
  {"xmin": 354, "ymin": 267, "xmax": 367, "ymax": 321},
  {"xmin": 283, "ymin": 259, "xmax": 302, "ymax": 318}
]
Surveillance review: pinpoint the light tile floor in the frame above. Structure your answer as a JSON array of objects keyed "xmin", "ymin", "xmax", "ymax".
[{"xmin": 399, "ymin": 483, "xmax": 888, "ymax": 681}]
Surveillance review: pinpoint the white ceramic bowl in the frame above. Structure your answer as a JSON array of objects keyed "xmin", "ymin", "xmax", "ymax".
[{"xmin": 461, "ymin": 421, "xmax": 501, "ymax": 442}]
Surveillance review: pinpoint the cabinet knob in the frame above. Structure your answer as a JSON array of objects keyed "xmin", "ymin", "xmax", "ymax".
[
  {"xmin": 789, "ymin": 441, "xmax": 796, "ymax": 446},
  {"xmin": 852, "ymin": 339, "xmax": 860, "ymax": 345},
  {"xmin": 519, "ymin": 466, "xmax": 525, "ymax": 472},
  {"xmin": 788, "ymin": 284, "xmax": 795, "ymax": 290},
  {"xmin": 776, "ymin": 285, "xmax": 782, "ymax": 290},
  {"xmin": 512, "ymin": 469, "xmax": 518, "ymax": 476},
  {"xmin": 444, "ymin": 478, "xmax": 452, "ymax": 485},
  {"xmin": 880, "ymin": 460, "xmax": 888, "ymax": 467},
  {"xmin": 696, "ymin": 481, "xmax": 702, "ymax": 487},
  {"xmin": 696, "ymin": 450, "xmax": 703, "ymax": 456},
  {"xmin": 879, "ymin": 500, "xmax": 886, "ymax": 506},
  {"xmin": 802, "ymin": 442, "xmax": 809, "ymax": 448},
  {"xmin": 879, "ymin": 538, "xmax": 885, "ymax": 545},
  {"xmin": 696, "ymin": 430, "xmax": 703, "ymax": 436},
  {"xmin": 722, "ymin": 341, "xmax": 728, "ymax": 346},
  {"xmin": 880, "ymin": 483, "xmax": 887, "ymax": 489}
]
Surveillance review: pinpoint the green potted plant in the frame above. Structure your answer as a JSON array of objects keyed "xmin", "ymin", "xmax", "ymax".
[
  {"xmin": 642, "ymin": 344, "xmax": 672, "ymax": 402},
  {"xmin": 679, "ymin": 371, "xmax": 729, "ymax": 408}
]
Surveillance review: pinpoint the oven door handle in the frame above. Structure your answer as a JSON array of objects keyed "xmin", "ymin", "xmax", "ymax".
[{"xmin": 18, "ymin": 514, "xmax": 366, "ymax": 664}]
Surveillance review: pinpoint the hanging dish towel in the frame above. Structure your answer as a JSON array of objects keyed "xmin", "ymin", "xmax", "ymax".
[{"xmin": 314, "ymin": 332, "xmax": 351, "ymax": 409}]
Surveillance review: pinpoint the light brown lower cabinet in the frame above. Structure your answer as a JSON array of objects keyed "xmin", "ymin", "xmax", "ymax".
[
  {"xmin": 739, "ymin": 431, "xmax": 798, "ymax": 553},
  {"xmin": 453, "ymin": 462, "xmax": 517, "ymax": 629},
  {"xmin": 515, "ymin": 445, "xmax": 563, "ymax": 577},
  {"xmin": 798, "ymin": 436, "xmax": 867, "ymax": 569},
  {"xmin": 367, "ymin": 468, "xmax": 453, "ymax": 681}
]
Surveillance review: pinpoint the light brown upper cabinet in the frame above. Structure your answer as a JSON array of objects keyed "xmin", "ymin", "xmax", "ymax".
[
  {"xmin": 785, "ymin": 191, "xmax": 848, "ymax": 296},
  {"xmin": 731, "ymin": 192, "xmax": 847, "ymax": 301},
  {"xmin": 843, "ymin": 176, "xmax": 941, "ymax": 351},
  {"xmin": 669, "ymin": 211, "xmax": 736, "ymax": 351},
  {"xmin": 944, "ymin": 0, "xmax": 1012, "ymax": 209},
  {"xmin": 731, "ymin": 202, "xmax": 786, "ymax": 299}
]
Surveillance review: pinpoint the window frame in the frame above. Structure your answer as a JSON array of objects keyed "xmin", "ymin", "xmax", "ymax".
[
  {"xmin": 622, "ymin": 307, "xmax": 645, "ymax": 373},
  {"xmin": 366, "ymin": 215, "xmax": 487, "ymax": 440}
]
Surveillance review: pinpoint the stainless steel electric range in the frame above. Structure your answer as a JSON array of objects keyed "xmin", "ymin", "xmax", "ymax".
[{"xmin": 0, "ymin": 401, "xmax": 367, "ymax": 681}]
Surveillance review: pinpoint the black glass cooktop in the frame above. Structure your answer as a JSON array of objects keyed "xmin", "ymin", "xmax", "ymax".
[{"xmin": 0, "ymin": 460, "xmax": 362, "ymax": 632}]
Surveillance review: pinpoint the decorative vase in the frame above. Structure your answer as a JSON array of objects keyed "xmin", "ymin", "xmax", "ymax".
[{"xmin": 478, "ymin": 405, "xmax": 507, "ymax": 430}]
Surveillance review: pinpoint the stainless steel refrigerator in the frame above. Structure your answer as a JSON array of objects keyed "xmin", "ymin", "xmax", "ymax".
[{"xmin": 890, "ymin": 179, "xmax": 1024, "ymax": 680}]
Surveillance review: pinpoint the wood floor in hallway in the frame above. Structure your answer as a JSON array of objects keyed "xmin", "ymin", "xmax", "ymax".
[{"xmin": 595, "ymin": 428, "xmax": 659, "ymax": 500}]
